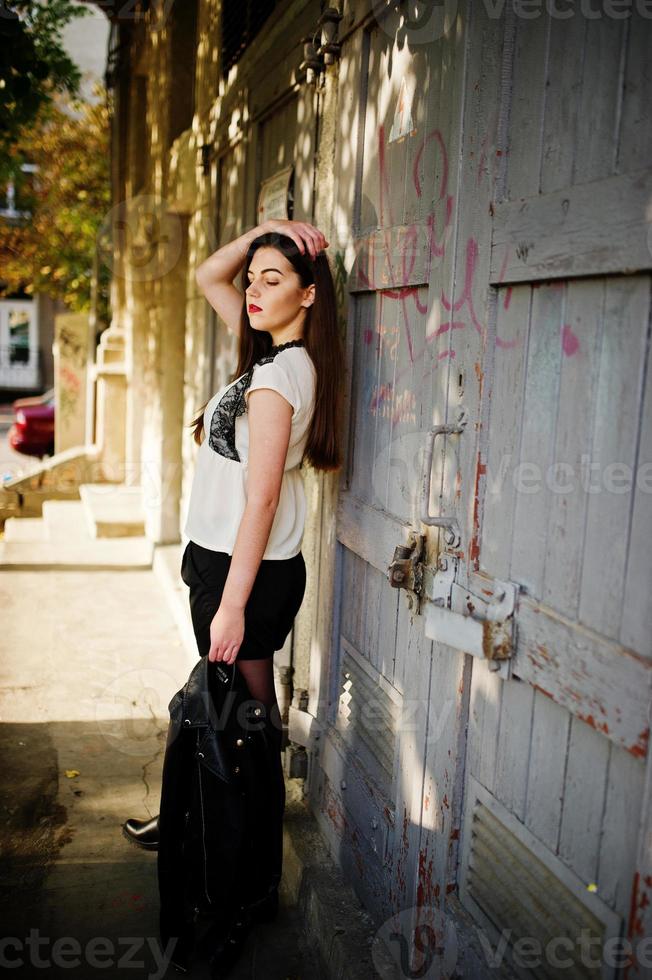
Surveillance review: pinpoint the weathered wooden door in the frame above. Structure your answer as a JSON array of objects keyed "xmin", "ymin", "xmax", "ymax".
[
  {"xmin": 445, "ymin": 8, "xmax": 652, "ymax": 978},
  {"xmin": 323, "ymin": 0, "xmax": 474, "ymax": 942},
  {"xmin": 321, "ymin": 2, "xmax": 652, "ymax": 976}
]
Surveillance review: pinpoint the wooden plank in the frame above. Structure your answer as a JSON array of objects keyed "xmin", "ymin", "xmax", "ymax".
[
  {"xmin": 479, "ymin": 284, "xmax": 531, "ymax": 580},
  {"xmin": 542, "ymin": 277, "xmax": 603, "ymax": 620},
  {"xmin": 510, "ymin": 281, "xmax": 564, "ymax": 597},
  {"xmin": 357, "ymin": 23, "xmax": 379, "ymax": 235},
  {"xmin": 387, "ymin": 579, "xmax": 434, "ymax": 917},
  {"xmin": 347, "ymin": 226, "xmax": 431, "ymax": 291},
  {"xmin": 349, "ymin": 293, "xmax": 382, "ymax": 502},
  {"xmin": 442, "ymin": 0, "xmax": 510, "ymax": 593},
  {"xmin": 558, "ymin": 714, "xmax": 610, "ymax": 883},
  {"xmin": 372, "ymin": 290, "xmax": 402, "ymax": 518},
  {"xmin": 490, "ymin": 167, "xmax": 652, "ymax": 284},
  {"xmin": 493, "ymin": 677, "xmax": 535, "ymax": 822},
  {"xmin": 512, "ymin": 591, "xmax": 651, "ymax": 759},
  {"xmin": 504, "ymin": 12, "xmax": 548, "ymax": 201},
  {"xmin": 384, "ymin": 285, "xmax": 429, "ymax": 526},
  {"xmin": 579, "ymin": 275, "xmax": 650, "ymax": 644},
  {"xmin": 617, "ymin": 9, "xmax": 652, "ymax": 175},
  {"xmin": 316, "ymin": 757, "xmax": 393, "ymax": 920},
  {"xmin": 411, "ymin": 1, "xmax": 505, "ymax": 938},
  {"xmin": 524, "ymin": 690, "xmax": 571, "ymax": 853},
  {"xmin": 465, "ymin": 657, "xmax": 503, "ymax": 798},
  {"xmin": 621, "ymin": 293, "xmax": 652, "ymax": 658},
  {"xmin": 337, "ymin": 489, "xmax": 410, "ymax": 576},
  {"xmin": 625, "ymin": 740, "xmax": 652, "ymax": 978},
  {"xmin": 362, "ymin": 560, "xmax": 383, "ymax": 675},
  {"xmin": 382, "ymin": 27, "xmax": 412, "ymax": 242},
  {"xmin": 574, "ymin": 14, "xmax": 626, "ymax": 183},
  {"xmin": 540, "ymin": 12, "xmax": 585, "ymax": 195},
  {"xmin": 339, "ymin": 547, "xmax": 367, "ymax": 655},
  {"xmin": 379, "ymin": 579, "xmax": 402, "ymax": 691},
  {"xmin": 599, "ymin": 742, "xmax": 645, "ymax": 916}
]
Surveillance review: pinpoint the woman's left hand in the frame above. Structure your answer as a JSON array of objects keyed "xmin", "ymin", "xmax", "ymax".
[{"xmin": 208, "ymin": 603, "xmax": 245, "ymax": 664}]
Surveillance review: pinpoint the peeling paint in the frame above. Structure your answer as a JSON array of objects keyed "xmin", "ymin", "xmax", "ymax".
[
  {"xmin": 625, "ymin": 870, "xmax": 652, "ymax": 977},
  {"xmin": 469, "ymin": 455, "xmax": 486, "ymax": 568},
  {"xmin": 416, "ymin": 849, "xmax": 434, "ymax": 906}
]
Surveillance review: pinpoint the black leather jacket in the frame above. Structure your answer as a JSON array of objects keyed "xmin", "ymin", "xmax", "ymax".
[{"xmin": 157, "ymin": 655, "xmax": 284, "ymax": 956}]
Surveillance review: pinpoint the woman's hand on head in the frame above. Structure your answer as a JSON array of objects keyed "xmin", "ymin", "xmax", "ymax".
[
  {"xmin": 208, "ymin": 603, "xmax": 245, "ymax": 664},
  {"xmin": 264, "ymin": 219, "xmax": 329, "ymax": 260}
]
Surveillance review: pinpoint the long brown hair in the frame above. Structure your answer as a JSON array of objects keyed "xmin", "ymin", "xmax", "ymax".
[{"xmin": 187, "ymin": 231, "xmax": 345, "ymax": 471}]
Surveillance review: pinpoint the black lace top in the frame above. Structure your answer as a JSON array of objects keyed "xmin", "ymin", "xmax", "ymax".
[{"xmin": 208, "ymin": 339, "xmax": 306, "ymax": 462}]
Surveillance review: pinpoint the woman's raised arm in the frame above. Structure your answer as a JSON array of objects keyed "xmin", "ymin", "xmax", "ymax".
[
  {"xmin": 195, "ymin": 222, "xmax": 271, "ymax": 335},
  {"xmin": 195, "ymin": 220, "xmax": 328, "ymax": 336}
]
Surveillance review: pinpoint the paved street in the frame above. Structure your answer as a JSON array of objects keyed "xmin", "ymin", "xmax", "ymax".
[{"xmin": 0, "ymin": 420, "xmax": 323, "ymax": 979}]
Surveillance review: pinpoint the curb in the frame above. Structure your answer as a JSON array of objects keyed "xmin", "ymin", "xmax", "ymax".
[
  {"xmin": 282, "ymin": 780, "xmax": 385, "ymax": 980},
  {"xmin": 151, "ymin": 541, "xmax": 199, "ymax": 670}
]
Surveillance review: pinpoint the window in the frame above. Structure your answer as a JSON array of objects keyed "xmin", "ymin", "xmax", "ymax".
[
  {"xmin": 0, "ymin": 164, "xmax": 37, "ymax": 222},
  {"xmin": 221, "ymin": 0, "xmax": 277, "ymax": 78},
  {"xmin": 168, "ymin": 0, "xmax": 199, "ymax": 146}
]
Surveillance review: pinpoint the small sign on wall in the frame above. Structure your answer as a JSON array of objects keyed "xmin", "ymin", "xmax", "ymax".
[
  {"xmin": 389, "ymin": 77, "xmax": 417, "ymax": 144},
  {"xmin": 257, "ymin": 165, "xmax": 294, "ymax": 223}
]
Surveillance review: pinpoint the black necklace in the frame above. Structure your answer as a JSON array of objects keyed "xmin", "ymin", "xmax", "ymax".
[{"xmin": 268, "ymin": 338, "xmax": 305, "ymax": 354}]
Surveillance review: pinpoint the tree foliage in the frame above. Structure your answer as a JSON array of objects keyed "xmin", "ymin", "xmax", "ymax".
[
  {"xmin": 0, "ymin": 0, "xmax": 94, "ymax": 184},
  {"xmin": 0, "ymin": 84, "xmax": 111, "ymax": 316}
]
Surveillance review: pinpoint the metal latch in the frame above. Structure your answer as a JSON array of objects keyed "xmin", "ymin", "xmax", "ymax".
[
  {"xmin": 420, "ymin": 414, "xmax": 468, "ymax": 548},
  {"xmin": 387, "ymin": 531, "xmax": 425, "ymax": 613},
  {"xmin": 424, "ymin": 557, "xmax": 517, "ymax": 678}
]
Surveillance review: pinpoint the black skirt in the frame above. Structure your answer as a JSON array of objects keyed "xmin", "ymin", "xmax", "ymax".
[{"xmin": 180, "ymin": 539, "xmax": 307, "ymax": 661}]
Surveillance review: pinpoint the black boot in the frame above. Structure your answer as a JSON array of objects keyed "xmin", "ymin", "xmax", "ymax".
[{"xmin": 122, "ymin": 814, "xmax": 160, "ymax": 851}]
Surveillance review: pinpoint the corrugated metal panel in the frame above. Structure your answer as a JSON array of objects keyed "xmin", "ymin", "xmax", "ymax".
[{"xmin": 461, "ymin": 777, "xmax": 622, "ymax": 980}]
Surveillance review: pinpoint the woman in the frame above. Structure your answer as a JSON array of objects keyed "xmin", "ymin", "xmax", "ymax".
[{"xmin": 123, "ymin": 218, "xmax": 345, "ymax": 967}]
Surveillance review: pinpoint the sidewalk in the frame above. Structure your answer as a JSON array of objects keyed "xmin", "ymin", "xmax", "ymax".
[{"xmin": 0, "ymin": 556, "xmax": 323, "ymax": 978}]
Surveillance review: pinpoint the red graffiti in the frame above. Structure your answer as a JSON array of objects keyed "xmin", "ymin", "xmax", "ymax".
[
  {"xmin": 561, "ymin": 323, "xmax": 580, "ymax": 356},
  {"xmin": 363, "ymin": 121, "xmax": 521, "ymax": 376}
]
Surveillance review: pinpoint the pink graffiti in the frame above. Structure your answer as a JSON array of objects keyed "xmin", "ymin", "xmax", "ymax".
[
  {"xmin": 440, "ymin": 236, "xmax": 520, "ymax": 350},
  {"xmin": 362, "ymin": 122, "xmax": 519, "ymax": 364},
  {"xmin": 561, "ymin": 323, "xmax": 580, "ymax": 356},
  {"xmin": 367, "ymin": 123, "xmax": 455, "ymax": 365}
]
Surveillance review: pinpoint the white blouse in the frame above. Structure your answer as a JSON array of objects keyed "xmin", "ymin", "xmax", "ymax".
[{"xmin": 183, "ymin": 342, "xmax": 317, "ymax": 560}]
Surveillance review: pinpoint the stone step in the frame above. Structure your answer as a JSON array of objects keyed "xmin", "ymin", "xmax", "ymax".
[
  {"xmin": 2, "ymin": 517, "xmax": 49, "ymax": 542},
  {"xmin": 0, "ymin": 537, "xmax": 154, "ymax": 569},
  {"xmin": 41, "ymin": 500, "xmax": 94, "ymax": 541},
  {"xmin": 79, "ymin": 483, "xmax": 146, "ymax": 538}
]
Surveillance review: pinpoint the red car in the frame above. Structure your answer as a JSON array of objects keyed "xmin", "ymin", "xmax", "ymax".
[{"xmin": 8, "ymin": 388, "xmax": 55, "ymax": 458}]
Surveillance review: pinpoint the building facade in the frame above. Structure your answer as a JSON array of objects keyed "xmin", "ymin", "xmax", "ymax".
[{"xmin": 99, "ymin": 0, "xmax": 652, "ymax": 974}]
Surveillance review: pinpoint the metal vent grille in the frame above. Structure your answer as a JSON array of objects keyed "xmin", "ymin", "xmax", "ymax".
[
  {"xmin": 336, "ymin": 644, "xmax": 400, "ymax": 783},
  {"xmin": 461, "ymin": 779, "xmax": 621, "ymax": 980},
  {"xmin": 221, "ymin": 0, "xmax": 277, "ymax": 77}
]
